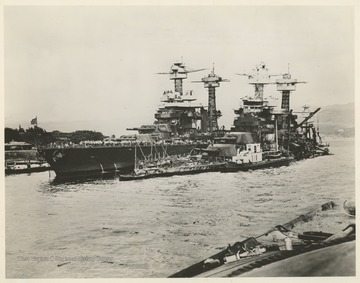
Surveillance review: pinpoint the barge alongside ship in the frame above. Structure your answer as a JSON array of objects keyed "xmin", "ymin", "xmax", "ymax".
[{"xmin": 119, "ymin": 153, "xmax": 225, "ymax": 181}]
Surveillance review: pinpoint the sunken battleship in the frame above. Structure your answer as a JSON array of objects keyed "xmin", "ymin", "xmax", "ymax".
[
  {"xmin": 222, "ymin": 63, "xmax": 330, "ymax": 161},
  {"xmin": 39, "ymin": 61, "xmax": 330, "ymax": 178},
  {"xmin": 39, "ymin": 61, "xmax": 215, "ymax": 178}
]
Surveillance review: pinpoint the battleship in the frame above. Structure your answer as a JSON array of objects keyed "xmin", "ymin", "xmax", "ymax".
[
  {"xmin": 186, "ymin": 62, "xmax": 330, "ymax": 171},
  {"xmin": 225, "ymin": 63, "xmax": 330, "ymax": 160},
  {"xmin": 39, "ymin": 61, "xmax": 330, "ymax": 178},
  {"xmin": 39, "ymin": 60, "xmax": 216, "ymax": 178}
]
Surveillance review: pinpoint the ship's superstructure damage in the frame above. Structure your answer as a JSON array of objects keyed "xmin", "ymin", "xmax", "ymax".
[{"xmin": 39, "ymin": 60, "xmax": 330, "ymax": 178}]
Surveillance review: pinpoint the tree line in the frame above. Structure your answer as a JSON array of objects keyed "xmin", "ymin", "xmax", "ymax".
[{"xmin": 4, "ymin": 126, "xmax": 105, "ymax": 147}]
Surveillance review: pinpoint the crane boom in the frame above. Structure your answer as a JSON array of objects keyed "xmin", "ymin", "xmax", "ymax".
[{"xmin": 296, "ymin": 107, "xmax": 321, "ymax": 129}]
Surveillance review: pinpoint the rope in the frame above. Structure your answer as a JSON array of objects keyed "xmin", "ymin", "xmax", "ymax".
[
  {"xmin": 153, "ymin": 144, "xmax": 161, "ymax": 160},
  {"xmin": 137, "ymin": 144, "xmax": 148, "ymax": 161},
  {"xmin": 161, "ymin": 143, "xmax": 169, "ymax": 158}
]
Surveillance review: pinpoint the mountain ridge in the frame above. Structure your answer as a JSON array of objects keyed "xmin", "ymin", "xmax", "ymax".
[{"xmin": 316, "ymin": 102, "xmax": 354, "ymax": 136}]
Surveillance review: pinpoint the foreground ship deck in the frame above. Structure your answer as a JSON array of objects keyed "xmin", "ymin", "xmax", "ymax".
[{"xmin": 169, "ymin": 201, "xmax": 355, "ymax": 277}]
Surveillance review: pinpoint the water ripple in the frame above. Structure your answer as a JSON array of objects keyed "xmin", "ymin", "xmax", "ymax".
[{"xmin": 5, "ymin": 139, "xmax": 355, "ymax": 278}]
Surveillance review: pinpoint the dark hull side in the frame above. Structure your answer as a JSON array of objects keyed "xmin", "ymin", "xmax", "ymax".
[
  {"xmin": 39, "ymin": 144, "xmax": 205, "ymax": 178},
  {"xmin": 222, "ymin": 157, "xmax": 294, "ymax": 172}
]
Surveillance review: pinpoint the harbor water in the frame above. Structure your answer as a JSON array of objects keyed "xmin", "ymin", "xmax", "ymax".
[{"xmin": 5, "ymin": 138, "xmax": 355, "ymax": 278}]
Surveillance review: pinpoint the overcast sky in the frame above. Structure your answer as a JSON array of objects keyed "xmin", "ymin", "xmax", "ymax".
[{"xmin": 4, "ymin": 5, "xmax": 354, "ymax": 136}]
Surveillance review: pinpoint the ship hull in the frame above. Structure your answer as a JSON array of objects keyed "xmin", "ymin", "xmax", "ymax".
[{"xmin": 39, "ymin": 144, "xmax": 205, "ymax": 178}]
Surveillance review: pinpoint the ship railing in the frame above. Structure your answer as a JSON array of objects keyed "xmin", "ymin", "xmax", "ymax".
[{"xmin": 41, "ymin": 139, "xmax": 210, "ymax": 149}]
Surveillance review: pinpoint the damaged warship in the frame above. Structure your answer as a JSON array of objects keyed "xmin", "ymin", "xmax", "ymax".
[
  {"xmin": 202, "ymin": 62, "xmax": 331, "ymax": 168},
  {"xmin": 39, "ymin": 61, "xmax": 330, "ymax": 179},
  {"xmin": 39, "ymin": 61, "xmax": 215, "ymax": 178}
]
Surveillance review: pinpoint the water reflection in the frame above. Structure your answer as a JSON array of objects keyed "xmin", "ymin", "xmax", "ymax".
[{"xmin": 39, "ymin": 173, "xmax": 120, "ymax": 195}]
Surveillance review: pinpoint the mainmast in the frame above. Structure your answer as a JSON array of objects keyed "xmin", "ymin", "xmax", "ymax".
[
  {"xmin": 237, "ymin": 62, "xmax": 278, "ymax": 101},
  {"xmin": 275, "ymin": 65, "xmax": 306, "ymax": 112}
]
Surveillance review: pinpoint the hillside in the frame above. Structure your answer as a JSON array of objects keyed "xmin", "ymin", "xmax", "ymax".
[{"xmin": 316, "ymin": 102, "xmax": 355, "ymax": 136}]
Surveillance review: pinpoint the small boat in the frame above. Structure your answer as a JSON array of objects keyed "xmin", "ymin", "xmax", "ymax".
[
  {"xmin": 221, "ymin": 143, "xmax": 294, "ymax": 172},
  {"xmin": 5, "ymin": 160, "xmax": 50, "ymax": 175},
  {"xmin": 343, "ymin": 200, "xmax": 355, "ymax": 216},
  {"xmin": 169, "ymin": 201, "xmax": 355, "ymax": 277}
]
